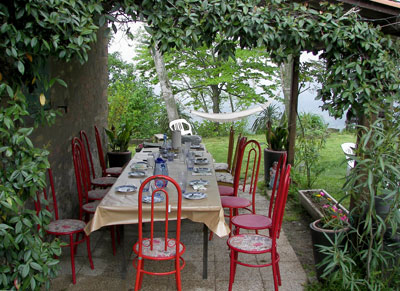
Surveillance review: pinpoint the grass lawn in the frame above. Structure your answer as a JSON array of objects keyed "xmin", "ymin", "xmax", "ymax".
[{"xmin": 203, "ymin": 131, "xmax": 356, "ymax": 207}]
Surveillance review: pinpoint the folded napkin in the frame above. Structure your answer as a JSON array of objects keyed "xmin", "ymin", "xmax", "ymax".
[
  {"xmin": 131, "ymin": 162, "xmax": 147, "ymax": 170},
  {"xmin": 192, "ymin": 184, "xmax": 207, "ymax": 190},
  {"xmin": 192, "ymin": 172, "xmax": 212, "ymax": 176}
]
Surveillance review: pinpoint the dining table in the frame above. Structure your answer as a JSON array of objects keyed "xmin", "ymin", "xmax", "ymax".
[{"xmin": 84, "ymin": 145, "xmax": 230, "ymax": 279}]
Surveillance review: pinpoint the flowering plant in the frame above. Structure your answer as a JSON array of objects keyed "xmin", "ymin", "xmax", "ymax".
[{"xmin": 313, "ymin": 191, "xmax": 349, "ymax": 229}]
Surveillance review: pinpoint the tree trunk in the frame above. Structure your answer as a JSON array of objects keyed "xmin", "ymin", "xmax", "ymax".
[
  {"xmin": 151, "ymin": 45, "xmax": 179, "ymax": 122},
  {"xmin": 280, "ymin": 55, "xmax": 293, "ymax": 115}
]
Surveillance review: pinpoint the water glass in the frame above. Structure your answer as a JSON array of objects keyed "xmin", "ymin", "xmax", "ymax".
[
  {"xmin": 147, "ymin": 156, "xmax": 155, "ymax": 168},
  {"xmin": 184, "ymin": 141, "xmax": 191, "ymax": 151},
  {"xmin": 167, "ymin": 152, "xmax": 174, "ymax": 162},
  {"xmin": 178, "ymin": 170, "xmax": 187, "ymax": 193},
  {"xmin": 186, "ymin": 158, "xmax": 194, "ymax": 171}
]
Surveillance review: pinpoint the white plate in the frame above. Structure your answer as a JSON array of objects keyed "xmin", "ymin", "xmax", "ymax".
[
  {"xmin": 142, "ymin": 194, "xmax": 164, "ymax": 203},
  {"xmin": 193, "ymin": 167, "xmax": 211, "ymax": 173},
  {"xmin": 189, "ymin": 179, "xmax": 209, "ymax": 186},
  {"xmin": 128, "ymin": 171, "xmax": 146, "ymax": 178},
  {"xmin": 115, "ymin": 185, "xmax": 137, "ymax": 193},
  {"xmin": 183, "ymin": 192, "xmax": 207, "ymax": 200},
  {"xmin": 195, "ymin": 158, "xmax": 208, "ymax": 165}
]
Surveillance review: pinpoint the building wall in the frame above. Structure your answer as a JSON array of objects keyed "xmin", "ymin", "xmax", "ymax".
[{"xmin": 31, "ymin": 28, "xmax": 109, "ymax": 218}]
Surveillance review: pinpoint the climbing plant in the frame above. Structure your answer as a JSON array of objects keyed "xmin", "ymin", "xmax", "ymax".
[{"xmin": 0, "ymin": 1, "xmax": 102, "ymax": 289}]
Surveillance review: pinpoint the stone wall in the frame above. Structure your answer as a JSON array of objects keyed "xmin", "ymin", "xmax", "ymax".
[{"xmin": 31, "ymin": 28, "xmax": 109, "ymax": 219}]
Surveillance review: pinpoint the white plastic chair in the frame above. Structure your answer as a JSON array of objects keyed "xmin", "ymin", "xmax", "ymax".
[
  {"xmin": 341, "ymin": 142, "xmax": 356, "ymax": 175},
  {"xmin": 169, "ymin": 119, "xmax": 193, "ymax": 135}
]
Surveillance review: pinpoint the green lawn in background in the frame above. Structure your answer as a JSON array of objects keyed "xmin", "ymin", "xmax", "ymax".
[{"xmin": 203, "ymin": 131, "xmax": 356, "ymax": 207}]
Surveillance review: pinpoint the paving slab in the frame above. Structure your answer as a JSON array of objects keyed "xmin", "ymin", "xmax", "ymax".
[{"xmin": 49, "ymin": 191, "xmax": 307, "ymax": 290}]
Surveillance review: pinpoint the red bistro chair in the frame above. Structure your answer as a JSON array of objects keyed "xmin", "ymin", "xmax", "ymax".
[
  {"xmin": 227, "ymin": 164, "xmax": 292, "ymax": 291},
  {"xmin": 72, "ymin": 137, "xmax": 117, "ymax": 255},
  {"xmin": 133, "ymin": 175, "xmax": 186, "ymax": 291},
  {"xmin": 214, "ymin": 126, "xmax": 235, "ymax": 172},
  {"xmin": 73, "ymin": 137, "xmax": 110, "ymax": 200},
  {"xmin": 231, "ymin": 152, "xmax": 287, "ymax": 235},
  {"xmin": 220, "ymin": 140, "xmax": 262, "ymax": 235},
  {"xmin": 218, "ymin": 136, "xmax": 247, "ymax": 196},
  {"xmin": 34, "ymin": 168, "xmax": 94, "ymax": 284},
  {"xmin": 94, "ymin": 125, "xmax": 123, "ymax": 177}
]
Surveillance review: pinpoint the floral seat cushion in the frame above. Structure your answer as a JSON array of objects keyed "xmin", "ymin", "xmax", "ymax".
[
  {"xmin": 105, "ymin": 167, "xmax": 123, "ymax": 176},
  {"xmin": 215, "ymin": 172, "xmax": 233, "ymax": 184},
  {"xmin": 88, "ymin": 188, "xmax": 109, "ymax": 200},
  {"xmin": 82, "ymin": 201, "xmax": 100, "ymax": 213},
  {"xmin": 214, "ymin": 162, "xmax": 229, "ymax": 171},
  {"xmin": 92, "ymin": 176, "xmax": 117, "ymax": 187},
  {"xmin": 134, "ymin": 238, "xmax": 185, "ymax": 259},
  {"xmin": 228, "ymin": 234, "xmax": 272, "ymax": 253},
  {"xmin": 47, "ymin": 219, "xmax": 85, "ymax": 234}
]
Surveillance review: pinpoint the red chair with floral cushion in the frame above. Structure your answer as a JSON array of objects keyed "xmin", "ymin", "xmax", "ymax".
[
  {"xmin": 220, "ymin": 140, "xmax": 262, "ymax": 235},
  {"xmin": 78, "ymin": 132, "xmax": 116, "ymax": 188},
  {"xmin": 217, "ymin": 136, "xmax": 247, "ymax": 196},
  {"xmin": 72, "ymin": 137, "xmax": 117, "ymax": 255},
  {"xmin": 231, "ymin": 152, "xmax": 287, "ymax": 235},
  {"xmin": 94, "ymin": 125, "xmax": 123, "ymax": 177},
  {"xmin": 133, "ymin": 175, "xmax": 186, "ymax": 291},
  {"xmin": 227, "ymin": 164, "xmax": 291, "ymax": 291},
  {"xmin": 34, "ymin": 168, "xmax": 94, "ymax": 284}
]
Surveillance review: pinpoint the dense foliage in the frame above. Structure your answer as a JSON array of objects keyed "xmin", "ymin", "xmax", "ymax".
[
  {"xmin": 0, "ymin": 1, "xmax": 102, "ymax": 289},
  {"xmin": 108, "ymin": 52, "xmax": 163, "ymax": 139},
  {"xmin": 294, "ymin": 113, "xmax": 329, "ymax": 188}
]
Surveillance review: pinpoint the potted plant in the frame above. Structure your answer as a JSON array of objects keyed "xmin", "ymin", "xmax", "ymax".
[
  {"xmin": 105, "ymin": 122, "xmax": 134, "ymax": 167},
  {"xmin": 264, "ymin": 111, "xmax": 288, "ymax": 187},
  {"xmin": 307, "ymin": 190, "xmax": 350, "ymax": 281}
]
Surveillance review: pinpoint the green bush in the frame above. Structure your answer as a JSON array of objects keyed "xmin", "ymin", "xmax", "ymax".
[{"xmin": 193, "ymin": 119, "xmax": 248, "ymax": 138}]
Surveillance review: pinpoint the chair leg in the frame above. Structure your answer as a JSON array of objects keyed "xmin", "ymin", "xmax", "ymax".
[
  {"xmin": 74, "ymin": 232, "xmax": 81, "ymax": 254},
  {"xmin": 228, "ymin": 208, "xmax": 233, "ymax": 237},
  {"xmin": 271, "ymin": 251, "xmax": 279, "ymax": 291},
  {"xmin": 85, "ymin": 233, "xmax": 94, "ymax": 269},
  {"xmin": 228, "ymin": 249, "xmax": 236, "ymax": 291},
  {"xmin": 134, "ymin": 259, "xmax": 143, "ymax": 291},
  {"xmin": 208, "ymin": 231, "xmax": 214, "ymax": 241},
  {"xmin": 233, "ymin": 250, "xmax": 238, "ymax": 282},
  {"xmin": 110, "ymin": 226, "xmax": 116, "ymax": 256},
  {"xmin": 138, "ymin": 260, "xmax": 144, "ymax": 289},
  {"xmin": 69, "ymin": 234, "xmax": 77, "ymax": 284},
  {"xmin": 175, "ymin": 258, "xmax": 182, "ymax": 291}
]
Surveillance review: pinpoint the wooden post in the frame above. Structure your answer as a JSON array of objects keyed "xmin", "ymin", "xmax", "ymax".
[{"xmin": 287, "ymin": 56, "xmax": 300, "ymax": 166}]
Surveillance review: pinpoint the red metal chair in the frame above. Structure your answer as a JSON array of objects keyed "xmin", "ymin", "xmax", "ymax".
[
  {"xmin": 220, "ymin": 140, "xmax": 262, "ymax": 235},
  {"xmin": 231, "ymin": 152, "xmax": 287, "ymax": 235},
  {"xmin": 227, "ymin": 164, "xmax": 292, "ymax": 291},
  {"xmin": 94, "ymin": 125, "xmax": 123, "ymax": 177},
  {"xmin": 218, "ymin": 136, "xmax": 247, "ymax": 196},
  {"xmin": 34, "ymin": 168, "xmax": 94, "ymax": 284},
  {"xmin": 78, "ymin": 131, "xmax": 117, "ymax": 188},
  {"xmin": 72, "ymin": 137, "xmax": 117, "ymax": 255},
  {"xmin": 133, "ymin": 175, "xmax": 186, "ymax": 291}
]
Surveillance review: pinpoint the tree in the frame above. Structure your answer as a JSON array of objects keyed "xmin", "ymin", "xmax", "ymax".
[
  {"xmin": 135, "ymin": 33, "xmax": 279, "ymax": 114},
  {"xmin": 108, "ymin": 52, "xmax": 163, "ymax": 138}
]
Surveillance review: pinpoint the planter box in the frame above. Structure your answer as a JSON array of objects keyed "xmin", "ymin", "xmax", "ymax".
[{"xmin": 298, "ymin": 189, "xmax": 348, "ymax": 221}]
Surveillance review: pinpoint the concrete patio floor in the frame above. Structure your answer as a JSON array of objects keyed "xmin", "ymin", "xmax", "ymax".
[{"xmin": 50, "ymin": 192, "xmax": 308, "ymax": 290}]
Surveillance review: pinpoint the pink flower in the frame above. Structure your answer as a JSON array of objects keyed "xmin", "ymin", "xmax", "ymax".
[
  {"xmin": 320, "ymin": 191, "xmax": 325, "ymax": 196},
  {"xmin": 322, "ymin": 204, "xmax": 329, "ymax": 208},
  {"xmin": 332, "ymin": 205, "xmax": 338, "ymax": 212}
]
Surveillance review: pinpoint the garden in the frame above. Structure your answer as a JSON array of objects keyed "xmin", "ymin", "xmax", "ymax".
[{"xmin": 1, "ymin": 0, "xmax": 400, "ymax": 290}]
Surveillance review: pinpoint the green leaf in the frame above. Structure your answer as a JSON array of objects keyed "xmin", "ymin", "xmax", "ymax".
[
  {"xmin": 30, "ymin": 262, "xmax": 42, "ymax": 272},
  {"xmin": 356, "ymin": 64, "xmax": 361, "ymax": 75},
  {"xmin": 21, "ymin": 264, "xmax": 30, "ymax": 278},
  {"xmin": 31, "ymin": 37, "xmax": 38, "ymax": 48},
  {"xmin": 17, "ymin": 61, "xmax": 25, "ymax": 75},
  {"xmin": 56, "ymin": 78, "xmax": 67, "ymax": 88}
]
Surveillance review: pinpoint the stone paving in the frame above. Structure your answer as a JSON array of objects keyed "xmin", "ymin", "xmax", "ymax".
[{"xmin": 50, "ymin": 192, "xmax": 308, "ymax": 290}]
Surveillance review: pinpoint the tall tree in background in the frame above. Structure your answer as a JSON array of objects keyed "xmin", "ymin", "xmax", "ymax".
[{"xmin": 134, "ymin": 31, "xmax": 279, "ymax": 114}]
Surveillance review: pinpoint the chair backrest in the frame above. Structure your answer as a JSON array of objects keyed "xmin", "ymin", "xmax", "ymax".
[
  {"xmin": 137, "ymin": 175, "xmax": 183, "ymax": 255},
  {"xmin": 341, "ymin": 142, "xmax": 356, "ymax": 170},
  {"xmin": 71, "ymin": 137, "xmax": 91, "ymax": 219},
  {"xmin": 35, "ymin": 168, "xmax": 59, "ymax": 220},
  {"xmin": 80, "ymin": 130, "xmax": 96, "ymax": 180},
  {"xmin": 230, "ymin": 134, "xmax": 245, "ymax": 176},
  {"xmin": 226, "ymin": 126, "xmax": 235, "ymax": 170},
  {"xmin": 94, "ymin": 125, "xmax": 107, "ymax": 177},
  {"xmin": 271, "ymin": 164, "xmax": 291, "ymax": 240},
  {"xmin": 268, "ymin": 152, "xmax": 287, "ymax": 219},
  {"xmin": 169, "ymin": 119, "xmax": 193, "ymax": 135}
]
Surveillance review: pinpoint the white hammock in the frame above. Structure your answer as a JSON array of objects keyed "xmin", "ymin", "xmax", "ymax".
[{"xmin": 190, "ymin": 102, "xmax": 271, "ymax": 123}]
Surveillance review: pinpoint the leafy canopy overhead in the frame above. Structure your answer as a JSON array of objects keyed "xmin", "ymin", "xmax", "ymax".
[{"xmin": 119, "ymin": 0, "xmax": 400, "ymax": 120}]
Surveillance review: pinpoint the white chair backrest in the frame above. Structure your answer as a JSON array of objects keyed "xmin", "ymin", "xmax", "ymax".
[
  {"xmin": 169, "ymin": 119, "xmax": 193, "ymax": 135},
  {"xmin": 341, "ymin": 142, "xmax": 356, "ymax": 171}
]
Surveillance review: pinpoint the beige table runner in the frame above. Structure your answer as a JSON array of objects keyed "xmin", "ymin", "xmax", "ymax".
[{"xmin": 84, "ymin": 148, "xmax": 230, "ymax": 237}]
